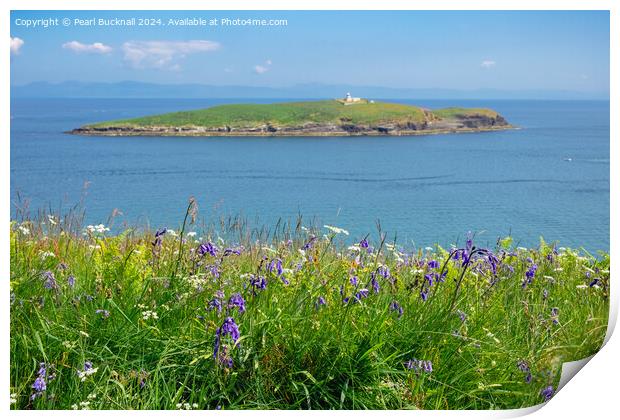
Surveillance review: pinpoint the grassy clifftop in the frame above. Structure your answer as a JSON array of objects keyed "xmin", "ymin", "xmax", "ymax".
[{"xmin": 88, "ymin": 100, "xmax": 430, "ymax": 129}]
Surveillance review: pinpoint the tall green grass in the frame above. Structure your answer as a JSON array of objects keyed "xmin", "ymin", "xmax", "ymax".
[{"xmin": 9, "ymin": 203, "xmax": 609, "ymax": 410}]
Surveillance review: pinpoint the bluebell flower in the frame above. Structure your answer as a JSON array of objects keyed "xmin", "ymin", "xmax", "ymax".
[
  {"xmin": 405, "ymin": 359, "xmax": 433, "ymax": 373},
  {"xmin": 227, "ymin": 293, "xmax": 246, "ymax": 314},
  {"xmin": 207, "ymin": 298, "xmax": 222, "ymax": 314},
  {"xmin": 420, "ymin": 290, "xmax": 429, "ymax": 302},
  {"xmin": 250, "ymin": 274, "xmax": 267, "ymax": 292},
  {"xmin": 550, "ymin": 307, "xmax": 559, "ymax": 324},
  {"xmin": 198, "ymin": 242, "xmax": 218, "ymax": 257},
  {"xmin": 315, "ymin": 296, "xmax": 327, "ymax": 309},
  {"xmin": 42, "ymin": 271, "xmax": 57, "ymax": 290},
  {"xmin": 389, "ymin": 301, "xmax": 404, "ymax": 318},
  {"xmin": 349, "ymin": 276, "xmax": 358, "ymax": 287},
  {"xmin": 456, "ymin": 310, "xmax": 467, "ymax": 323},
  {"xmin": 427, "ymin": 260, "xmax": 439, "ymax": 269},
  {"xmin": 95, "ymin": 309, "xmax": 110, "ymax": 319},
  {"xmin": 359, "ymin": 238, "xmax": 369, "ymax": 249},
  {"xmin": 267, "ymin": 258, "xmax": 283, "ymax": 276},
  {"xmin": 214, "ymin": 317, "xmax": 241, "ymax": 363},
  {"xmin": 371, "ymin": 275, "xmax": 380, "ymax": 294},
  {"xmin": 540, "ymin": 385, "xmax": 554, "ymax": 401},
  {"xmin": 302, "ymin": 235, "xmax": 317, "ymax": 250},
  {"xmin": 517, "ymin": 360, "xmax": 532, "ymax": 383},
  {"xmin": 67, "ymin": 275, "xmax": 75, "ymax": 288}
]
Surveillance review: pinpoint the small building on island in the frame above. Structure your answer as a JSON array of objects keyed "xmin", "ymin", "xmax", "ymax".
[{"xmin": 339, "ymin": 92, "xmax": 368, "ymax": 106}]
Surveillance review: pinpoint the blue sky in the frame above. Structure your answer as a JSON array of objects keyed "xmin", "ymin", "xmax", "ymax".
[{"xmin": 10, "ymin": 10, "xmax": 609, "ymax": 94}]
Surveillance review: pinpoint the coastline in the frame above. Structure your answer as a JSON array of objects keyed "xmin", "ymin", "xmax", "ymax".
[{"xmin": 69, "ymin": 124, "xmax": 516, "ymax": 137}]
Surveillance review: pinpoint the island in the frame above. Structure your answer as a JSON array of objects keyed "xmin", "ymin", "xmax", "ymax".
[{"xmin": 70, "ymin": 94, "xmax": 512, "ymax": 137}]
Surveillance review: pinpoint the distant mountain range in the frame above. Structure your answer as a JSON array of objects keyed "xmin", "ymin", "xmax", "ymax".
[{"xmin": 10, "ymin": 81, "xmax": 609, "ymax": 100}]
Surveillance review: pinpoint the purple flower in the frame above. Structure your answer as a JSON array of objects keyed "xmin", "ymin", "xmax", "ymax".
[
  {"xmin": 389, "ymin": 301, "xmax": 404, "ymax": 318},
  {"xmin": 42, "ymin": 271, "xmax": 57, "ymax": 290},
  {"xmin": 371, "ymin": 276, "xmax": 380, "ymax": 294},
  {"xmin": 427, "ymin": 260, "xmax": 439, "ymax": 269},
  {"xmin": 349, "ymin": 276, "xmax": 358, "ymax": 287},
  {"xmin": 214, "ymin": 317, "xmax": 240, "ymax": 362},
  {"xmin": 198, "ymin": 242, "xmax": 218, "ymax": 257},
  {"xmin": 420, "ymin": 290, "xmax": 429, "ymax": 302},
  {"xmin": 207, "ymin": 298, "xmax": 222, "ymax": 314},
  {"xmin": 522, "ymin": 263, "xmax": 538, "ymax": 288},
  {"xmin": 354, "ymin": 288, "xmax": 369, "ymax": 302},
  {"xmin": 540, "ymin": 385, "xmax": 554, "ymax": 401},
  {"xmin": 227, "ymin": 293, "xmax": 246, "ymax": 314},
  {"xmin": 302, "ymin": 235, "xmax": 317, "ymax": 250},
  {"xmin": 517, "ymin": 360, "xmax": 532, "ymax": 383},
  {"xmin": 250, "ymin": 274, "xmax": 267, "ymax": 293},
  {"xmin": 550, "ymin": 307, "xmax": 559, "ymax": 324},
  {"xmin": 67, "ymin": 275, "xmax": 75, "ymax": 288},
  {"xmin": 589, "ymin": 277, "xmax": 600, "ymax": 287},
  {"xmin": 223, "ymin": 247, "xmax": 242, "ymax": 257},
  {"xmin": 315, "ymin": 296, "xmax": 326, "ymax": 309},
  {"xmin": 456, "ymin": 310, "xmax": 467, "ymax": 323},
  {"xmin": 95, "ymin": 309, "xmax": 110, "ymax": 319},
  {"xmin": 267, "ymin": 258, "xmax": 283, "ymax": 276},
  {"xmin": 376, "ymin": 266, "xmax": 390, "ymax": 280},
  {"xmin": 359, "ymin": 238, "xmax": 369, "ymax": 249},
  {"xmin": 30, "ymin": 362, "xmax": 53, "ymax": 401},
  {"xmin": 405, "ymin": 359, "xmax": 433, "ymax": 373}
]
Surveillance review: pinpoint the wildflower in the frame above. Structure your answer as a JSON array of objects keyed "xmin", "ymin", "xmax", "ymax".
[
  {"xmin": 267, "ymin": 258, "xmax": 284, "ymax": 275},
  {"xmin": 176, "ymin": 402, "xmax": 199, "ymax": 410},
  {"xmin": 18, "ymin": 224, "xmax": 30, "ymax": 235},
  {"xmin": 223, "ymin": 247, "xmax": 242, "ymax": 256},
  {"xmin": 517, "ymin": 360, "xmax": 532, "ymax": 383},
  {"xmin": 522, "ymin": 263, "xmax": 538, "ymax": 288},
  {"xmin": 302, "ymin": 235, "xmax": 317, "ymax": 250},
  {"xmin": 30, "ymin": 362, "xmax": 54, "ymax": 401},
  {"xmin": 540, "ymin": 385, "xmax": 554, "ymax": 401},
  {"xmin": 39, "ymin": 251, "xmax": 56, "ymax": 261},
  {"xmin": 420, "ymin": 290, "xmax": 429, "ymax": 302},
  {"xmin": 550, "ymin": 307, "xmax": 559, "ymax": 325},
  {"xmin": 42, "ymin": 271, "xmax": 57, "ymax": 290},
  {"xmin": 77, "ymin": 361, "xmax": 98, "ymax": 381},
  {"xmin": 376, "ymin": 265, "xmax": 391, "ymax": 280},
  {"xmin": 349, "ymin": 276, "xmax": 358, "ymax": 287},
  {"xmin": 405, "ymin": 359, "xmax": 433, "ymax": 373},
  {"xmin": 456, "ymin": 310, "xmax": 467, "ymax": 323},
  {"xmin": 95, "ymin": 309, "xmax": 110, "ymax": 319},
  {"xmin": 68, "ymin": 275, "xmax": 75, "ymax": 288},
  {"xmin": 315, "ymin": 296, "xmax": 327, "ymax": 309},
  {"xmin": 197, "ymin": 242, "xmax": 218, "ymax": 257},
  {"xmin": 359, "ymin": 238, "xmax": 369, "ymax": 249},
  {"xmin": 427, "ymin": 260, "xmax": 439, "ymax": 269},
  {"xmin": 354, "ymin": 288, "xmax": 369, "ymax": 302},
  {"xmin": 187, "ymin": 231, "xmax": 197, "ymax": 237},
  {"xmin": 213, "ymin": 317, "xmax": 240, "ymax": 363},
  {"xmin": 227, "ymin": 293, "xmax": 246, "ymax": 314},
  {"xmin": 389, "ymin": 301, "xmax": 404, "ymax": 318},
  {"xmin": 207, "ymin": 298, "xmax": 222, "ymax": 314},
  {"xmin": 589, "ymin": 277, "xmax": 600, "ymax": 287},
  {"xmin": 324, "ymin": 225, "xmax": 349, "ymax": 235},
  {"xmin": 85, "ymin": 224, "xmax": 110, "ymax": 234},
  {"xmin": 371, "ymin": 275, "xmax": 380, "ymax": 294},
  {"xmin": 10, "ymin": 393, "xmax": 17, "ymax": 404},
  {"xmin": 47, "ymin": 215, "xmax": 57, "ymax": 225},
  {"xmin": 249, "ymin": 274, "xmax": 267, "ymax": 293},
  {"xmin": 142, "ymin": 310, "xmax": 159, "ymax": 320}
]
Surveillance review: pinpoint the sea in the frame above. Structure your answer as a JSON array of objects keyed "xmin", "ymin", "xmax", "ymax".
[{"xmin": 10, "ymin": 98, "xmax": 610, "ymax": 252}]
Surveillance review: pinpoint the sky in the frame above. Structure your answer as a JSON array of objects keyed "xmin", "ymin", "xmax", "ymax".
[{"xmin": 10, "ymin": 10, "xmax": 610, "ymax": 94}]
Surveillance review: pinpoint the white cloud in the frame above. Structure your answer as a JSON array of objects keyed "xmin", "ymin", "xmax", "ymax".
[
  {"xmin": 121, "ymin": 40, "xmax": 220, "ymax": 70},
  {"xmin": 62, "ymin": 41, "xmax": 113, "ymax": 54},
  {"xmin": 253, "ymin": 59, "xmax": 273, "ymax": 74},
  {"xmin": 480, "ymin": 60, "xmax": 496, "ymax": 69},
  {"xmin": 254, "ymin": 65, "xmax": 269, "ymax": 74},
  {"xmin": 10, "ymin": 36, "xmax": 24, "ymax": 55}
]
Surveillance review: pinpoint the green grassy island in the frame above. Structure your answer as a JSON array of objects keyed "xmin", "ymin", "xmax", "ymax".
[{"xmin": 70, "ymin": 97, "xmax": 513, "ymax": 137}]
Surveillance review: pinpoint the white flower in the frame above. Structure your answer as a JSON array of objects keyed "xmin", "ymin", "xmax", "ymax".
[
  {"xmin": 186, "ymin": 231, "xmax": 197, "ymax": 237},
  {"xmin": 323, "ymin": 225, "xmax": 349, "ymax": 235},
  {"xmin": 18, "ymin": 225, "xmax": 30, "ymax": 235},
  {"xmin": 39, "ymin": 251, "xmax": 55, "ymax": 260},
  {"xmin": 425, "ymin": 246, "xmax": 434, "ymax": 251},
  {"xmin": 86, "ymin": 224, "xmax": 110, "ymax": 234},
  {"xmin": 347, "ymin": 245, "xmax": 361, "ymax": 252},
  {"xmin": 176, "ymin": 402, "xmax": 199, "ymax": 410},
  {"xmin": 77, "ymin": 366, "xmax": 98, "ymax": 382},
  {"xmin": 142, "ymin": 310, "xmax": 159, "ymax": 320},
  {"xmin": 10, "ymin": 393, "xmax": 17, "ymax": 404},
  {"xmin": 167, "ymin": 229, "xmax": 177, "ymax": 237},
  {"xmin": 47, "ymin": 215, "xmax": 57, "ymax": 225}
]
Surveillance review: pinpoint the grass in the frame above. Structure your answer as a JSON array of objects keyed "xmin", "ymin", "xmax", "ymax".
[
  {"xmin": 10, "ymin": 203, "xmax": 609, "ymax": 410},
  {"xmin": 431, "ymin": 107, "xmax": 500, "ymax": 119},
  {"xmin": 85, "ymin": 100, "xmax": 480, "ymax": 129}
]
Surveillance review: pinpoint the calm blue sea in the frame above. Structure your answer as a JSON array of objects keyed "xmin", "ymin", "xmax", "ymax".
[{"xmin": 10, "ymin": 98, "xmax": 610, "ymax": 251}]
